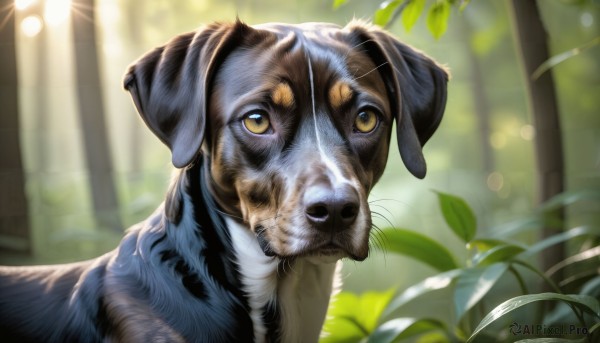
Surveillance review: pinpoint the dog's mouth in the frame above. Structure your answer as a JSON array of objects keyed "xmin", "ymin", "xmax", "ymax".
[
  {"xmin": 316, "ymin": 243, "xmax": 344, "ymax": 256},
  {"xmin": 255, "ymin": 225, "xmax": 367, "ymax": 262}
]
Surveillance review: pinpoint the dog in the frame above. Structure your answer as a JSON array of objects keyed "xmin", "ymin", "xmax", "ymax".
[{"xmin": 0, "ymin": 20, "xmax": 447, "ymax": 342}]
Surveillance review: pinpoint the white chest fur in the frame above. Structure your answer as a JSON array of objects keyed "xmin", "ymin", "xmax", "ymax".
[{"xmin": 226, "ymin": 218, "xmax": 340, "ymax": 343}]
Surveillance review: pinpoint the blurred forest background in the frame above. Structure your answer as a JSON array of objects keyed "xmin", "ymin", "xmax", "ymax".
[{"xmin": 1, "ymin": 0, "xmax": 599, "ymax": 302}]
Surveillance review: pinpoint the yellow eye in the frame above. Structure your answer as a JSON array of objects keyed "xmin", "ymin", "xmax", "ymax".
[
  {"xmin": 354, "ymin": 110, "xmax": 378, "ymax": 133},
  {"xmin": 243, "ymin": 112, "xmax": 271, "ymax": 134}
]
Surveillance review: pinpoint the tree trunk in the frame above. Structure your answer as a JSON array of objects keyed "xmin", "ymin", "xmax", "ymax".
[
  {"xmin": 0, "ymin": 1, "xmax": 32, "ymax": 253},
  {"xmin": 508, "ymin": 0, "xmax": 565, "ymax": 284},
  {"xmin": 459, "ymin": 15, "xmax": 494, "ymax": 174},
  {"xmin": 71, "ymin": 0, "xmax": 122, "ymax": 232}
]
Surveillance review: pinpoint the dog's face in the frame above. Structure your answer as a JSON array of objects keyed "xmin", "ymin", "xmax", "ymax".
[
  {"xmin": 206, "ymin": 24, "xmax": 393, "ymax": 261},
  {"xmin": 124, "ymin": 21, "xmax": 448, "ymax": 262}
]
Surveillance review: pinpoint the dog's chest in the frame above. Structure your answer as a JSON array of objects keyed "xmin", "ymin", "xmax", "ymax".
[{"xmin": 227, "ymin": 218, "xmax": 338, "ymax": 343}]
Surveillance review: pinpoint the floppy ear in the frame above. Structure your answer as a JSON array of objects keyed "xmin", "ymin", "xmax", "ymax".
[
  {"xmin": 123, "ymin": 21, "xmax": 254, "ymax": 168},
  {"xmin": 347, "ymin": 24, "xmax": 449, "ymax": 179}
]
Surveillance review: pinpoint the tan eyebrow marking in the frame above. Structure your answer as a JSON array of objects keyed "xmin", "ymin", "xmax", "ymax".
[
  {"xmin": 329, "ymin": 80, "xmax": 353, "ymax": 109},
  {"xmin": 271, "ymin": 82, "xmax": 295, "ymax": 108}
]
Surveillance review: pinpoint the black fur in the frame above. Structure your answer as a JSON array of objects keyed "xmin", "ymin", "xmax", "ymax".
[{"xmin": 0, "ymin": 161, "xmax": 254, "ymax": 342}]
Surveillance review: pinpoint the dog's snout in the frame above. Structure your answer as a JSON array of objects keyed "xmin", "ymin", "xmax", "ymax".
[{"xmin": 304, "ymin": 184, "xmax": 359, "ymax": 232}]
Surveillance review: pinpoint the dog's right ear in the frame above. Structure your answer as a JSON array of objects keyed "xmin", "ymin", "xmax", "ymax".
[{"xmin": 123, "ymin": 21, "xmax": 261, "ymax": 168}]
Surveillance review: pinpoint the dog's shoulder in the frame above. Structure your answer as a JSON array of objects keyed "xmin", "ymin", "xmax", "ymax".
[{"xmin": 0, "ymin": 254, "xmax": 110, "ymax": 341}]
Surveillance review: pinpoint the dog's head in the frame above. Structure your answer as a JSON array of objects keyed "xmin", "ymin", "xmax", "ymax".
[{"xmin": 124, "ymin": 21, "xmax": 448, "ymax": 262}]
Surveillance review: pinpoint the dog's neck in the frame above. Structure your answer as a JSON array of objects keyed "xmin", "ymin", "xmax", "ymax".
[
  {"xmin": 168, "ymin": 160, "xmax": 340, "ymax": 342},
  {"xmin": 226, "ymin": 217, "xmax": 340, "ymax": 343}
]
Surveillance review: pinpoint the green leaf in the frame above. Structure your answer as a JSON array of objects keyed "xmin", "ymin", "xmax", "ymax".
[
  {"xmin": 468, "ymin": 293, "xmax": 600, "ymax": 342},
  {"xmin": 532, "ymin": 36, "xmax": 600, "ymax": 80},
  {"xmin": 538, "ymin": 189, "xmax": 600, "ymax": 213},
  {"xmin": 358, "ymin": 289, "xmax": 397, "ymax": 332},
  {"xmin": 426, "ymin": 1, "xmax": 451, "ymax": 39},
  {"xmin": 414, "ymin": 331, "xmax": 452, "ymax": 343},
  {"xmin": 588, "ymin": 321, "xmax": 600, "ymax": 335},
  {"xmin": 490, "ymin": 216, "xmax": 544, "ymax": 238},
  {"xmin": 368, "ymin": 318, "xmax": 446, "ymax": 343},
  {"xmin": 454, "ymin": 263, "xmax": 508, "ymax": 320},
  {"xmin": 382, "ymin": 269, "xmax": 462, "ymax": 319},
  {"xmin": 580, "ymin": 276, "xmax": 600, "ymax": 297},
  {"xmin": 401, "ymin": 0, "xmax": 426, "ymax": 32},
  {"xmin": 332, "ymin": 0, "xmax": 348, "ymax": 9},
  {"xmin": 546, "ymin": 245, "xmax": 600, "ymax": 277},
  {"xmin": 467, "ymin": 238, "xmax": 509, "ymax": 252},
  {"xmin": 378, "ymin": 228, "xmax": 459, "ymax": 271},
  {"xmin": 514, "ymin": 338, "xmax": 587, "ymax": 343},
  {"xmin": 435, "ymin": 191, "xmax": 477, "ymax": 243},
  {"xmin": 374, "ymin": 0, "xmax": 402, "ymax": 27},
  {"xmin": 544, "ymin": 277, "xmax": 600, "ymax": 325},
  {"xmin": 322, "ymin": 289, "xmax": 396, "ymax": 342},
  {"xmin": 472, "ymin": 244, "xmax": 525, "ymax": 267},
  {"xmin": 322, "ymin": 292, "xmax": 368, "ymax": 343},
  {"xmin": 522, "ymin": 226, "xmax": 596, "ymax": 258},
  {"xmin": 320, "ymin": 317, "xmax": 366, "ymax": 343}
]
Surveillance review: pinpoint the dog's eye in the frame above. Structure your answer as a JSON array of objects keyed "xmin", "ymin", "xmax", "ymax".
[
  {"xmin": 243, "ymin": 112, "xmax": 271, "ymax": 134},
  {"xmin": 353, "ymin": 110, "xmax": 378, "ymax": 133}
]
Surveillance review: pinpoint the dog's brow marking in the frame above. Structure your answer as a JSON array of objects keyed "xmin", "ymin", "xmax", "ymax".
[
  {"xmin": 272, "ymin": 83, "xmax": 295, "ymax": 108},
  {"xmin": 329, "ymin": 81, "xmax": 353, "ymax": 109},
  {"xmin": 307, "ymin": 56, "xmax": 350, "ymax": 187}
]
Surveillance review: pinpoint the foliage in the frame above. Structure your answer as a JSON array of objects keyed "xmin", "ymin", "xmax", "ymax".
[
  {"xmin": 321, "ymin": 190, "xmax": 600, "ymax": 342},
  {"xmin": 334, "ymin": 0, "xmax": 470, "ymax": 39},
  {"xmin": 532, "ymin": 36, "xmax": 600, "ymax": 80},
  {"xmin": 334, "ymin": 0, "xmax": 600, "ymax": 76}
]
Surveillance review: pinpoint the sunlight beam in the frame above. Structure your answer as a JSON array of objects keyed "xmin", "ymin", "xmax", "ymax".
[
  {"xmin": 44, "ymin": 0, "xmax": 71, "ymax": 26},
  {"xmin": 15, "ymin": 0, "xmax": 37, "ymax": 11}
]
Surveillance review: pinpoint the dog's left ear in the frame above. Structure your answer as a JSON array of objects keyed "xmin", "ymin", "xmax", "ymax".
[
  {"xmin": 348, "ymin": 24, "xmax": 449, "ymax": 179},
  {"xmin": 123, "ymin": 21, "xmax": 261, "ymax": 168}
]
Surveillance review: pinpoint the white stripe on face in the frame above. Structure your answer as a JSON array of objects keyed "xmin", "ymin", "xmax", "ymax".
[{"xmin": 306, "ymin": 56, "xmax": 353, "ymax": 188}]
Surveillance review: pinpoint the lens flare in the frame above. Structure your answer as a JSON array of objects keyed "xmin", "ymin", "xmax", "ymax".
[
  {"xmin": 21, "ymin": 15, "xmax": 43, "ymax": 37},
  {"xmin": 44, "ymin": 0, "xmax": 71, "ymax": 26}
]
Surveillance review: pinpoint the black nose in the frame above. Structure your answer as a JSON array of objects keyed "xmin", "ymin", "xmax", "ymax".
[{"xmin": 304, "ymin": 184, "xmax": 360, "ymax": 232}]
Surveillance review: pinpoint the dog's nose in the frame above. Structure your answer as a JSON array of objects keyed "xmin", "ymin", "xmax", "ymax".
[{"xmin": 304, "ymin": 185, "xmax": 360, "ymax": 232}]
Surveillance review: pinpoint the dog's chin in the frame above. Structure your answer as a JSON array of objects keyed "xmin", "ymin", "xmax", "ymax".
[
  {"xmin": 309, "ymin": 242, "xmax": 369, "ymax": 262},
  {"xmin": 254, "ymin": 224, "xmax": 369, "ymax": 262},
  {"xmin": 304, "ymin": 243, "xmax": 369, "ymax": 263},
  {"xmin": 257, "ymin": 235, "xmax": 367, "ymax": 263},
  {"xmin": 267, "ymin": 246, "xmax": 361, "ymax": 264}
]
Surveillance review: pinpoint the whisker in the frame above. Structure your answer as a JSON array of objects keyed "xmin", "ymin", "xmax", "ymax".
[
  {"xmin": 343, "ymin": 39, "xmax": 376, "ymax": 60},
  {"xmin": 368, "ymin": 197, "xmax": 404, "ymax": 204},
  {"xmin": 278, "ymin": 258, "xmax": 296, "ymax": 276},
  {"xmin": 370, "ymin": 203, "xmax": 395, "ymax": 219},
  {"xmin": 352, "ymin": 61, "xmax": 389, "ymax": 81},
  {"xmin": 369, "ymin": 224, "xmax": 389, "ymax": 264},
  {"xmin": 368, "ymin": 197, "xmax": 414, "ymax": 208},
  {"xmin": 371, "ymin": 210, "xmax": 395, "ymax": 229},
  {"xmin": 369, "ymin": 224, "xmax": 383, "ymax": 247},
  {"xmin": 256, "ymin": 215, "xmax": 279, "ymax": 224}
]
